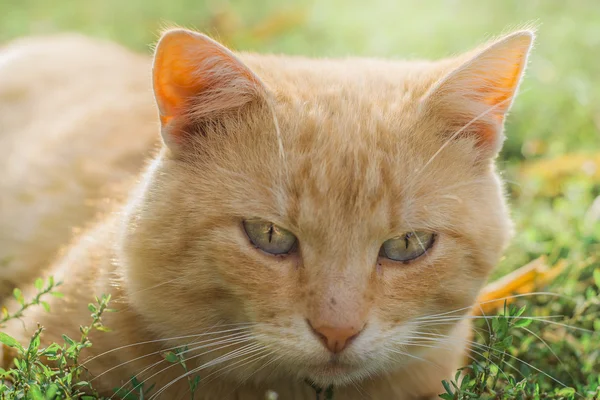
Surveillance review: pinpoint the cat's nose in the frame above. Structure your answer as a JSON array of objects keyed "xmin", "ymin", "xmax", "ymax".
[{"xmin": 307, "ymin": 320, "xmax": 364, "ymax": 354}]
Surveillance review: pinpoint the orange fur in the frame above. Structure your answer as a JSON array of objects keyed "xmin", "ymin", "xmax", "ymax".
[{"xmin": 0, "ymin": 28, "xmax": 533, "ymax": 399}]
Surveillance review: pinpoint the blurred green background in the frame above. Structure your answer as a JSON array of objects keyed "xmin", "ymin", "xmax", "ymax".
[{"xmin": 1, "ymin": 0, "xmax": 598, "ymax": 274}]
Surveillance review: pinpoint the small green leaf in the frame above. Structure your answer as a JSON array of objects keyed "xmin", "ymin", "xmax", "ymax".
[
  {"xmin": 45, "ymin": 343, "xmax": 61, "ymax": 352},
  {"xmin": 515, "ymin": 317, "xmax": 533, "ymax": 328},
  {"xmin": 164, "ymin": 352, "xmax": 178, "ymax": 363},
  {"xmin": 12, "ymin": 288, "xmax": 24, "ymax": 304},
  {"xmin": 41, "ymin": 301, "xmax": 51, "ymax": 313},
  {"xmin": 88, "ymin": 303, "xmax": 97, "ymax": 313},
  {"xmin": 28, "ymin": 384, "xmax": 44, "ymax": 400},
  {"xmin": 28, "ymin": 333, "xmax": 41, "ymax": 353},
  {"xmin": 557, "ymin": 387, "xmax": 576, "ymax": 396},
  {"xmin": 50, "ymin": 291, "xmax": 64, "ymax": 298},
  {"xmin": 514, "ymin": 304, "xmax": 527, "ymax": 318},
  {"xmin": 441, "ymin": 379, "xmax": 454, "ymax": 395},
  {"xmin": 494, "ymin": 316, "xmax": 509, "ymax": 339},
  {"xmin": 44, "ymin": 383, "xmax": 59, "ymax": 399},
  {"xmin": 62, "ymin": 334, "xmax": 76, "ymax": 346},
  {"xmin": 502, "ymin": 335, "xmax": 513, "ymax": 348},
  {"xmin": 0, "ymin": 332, "xmax": 23, "ymax": 351},
  {"xmin": 34, "ymin": 278, "xmax": 44, "ymax": 291}
]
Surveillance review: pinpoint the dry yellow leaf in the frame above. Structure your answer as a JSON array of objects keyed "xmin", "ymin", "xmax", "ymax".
[{"xmin": 473, "ymin": 257, "xmax": 567, "ymax": 315}]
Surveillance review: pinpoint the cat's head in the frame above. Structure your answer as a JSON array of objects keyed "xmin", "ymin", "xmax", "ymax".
[{"xmin": 120, "ymin": 28, "xmax": 533, "ymax": 386}]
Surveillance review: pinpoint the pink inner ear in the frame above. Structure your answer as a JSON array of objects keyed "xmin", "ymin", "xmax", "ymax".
[
  {"xmin": 468, "ymin": 63, "xmax": 522, "ymax": 121},
  {"xmin": 152, "ymin": 30, "xmax": 261, "ymax": 130}
]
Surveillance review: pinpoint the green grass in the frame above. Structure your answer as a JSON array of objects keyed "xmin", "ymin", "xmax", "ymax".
[{"xmin": 0, "ymin": 0, "xmax": 599, "ymax": 399}]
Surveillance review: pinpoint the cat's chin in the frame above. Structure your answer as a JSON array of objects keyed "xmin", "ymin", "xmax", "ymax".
[{"xmin": 301, "ymin": 360, "xmax": 369, "ymax": 387}]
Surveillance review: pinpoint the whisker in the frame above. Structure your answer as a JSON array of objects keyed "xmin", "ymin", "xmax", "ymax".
[
  {"xmin": 90, "ymin": 330, "xmax": 255, "ymax": 382},
  {"xmin": 199, "ymin": 343, "xmax": 265, "ymax": 370},
  {"xmin": 110, "ymin": 336, "xmax": 256, "ymax": 400},
  {"xmin": 385, "ymin": 347, "xmax": 440, "ymax": 369},
  {"xmin": 418, "ymin": 334, "xmax": 575, "ymax": 394},
  {"xmin": 469, "ymin": 340, "xmax": 576, "ymax": 394},
  {"xmin": 404, "ymin": 334, "xmax": 544, "ymax": 391},
  {"xmin": 148, "ymin": 343, "xmax": 267, "ymax": 399},
  {"xmin": 406, "ymin": 327, "xmax": 582, "ymax": 396},
  {"xmin": 417, "ymin": 314, "xmax": 565, "ymax": 323},
  {"xmin": 200, "ymin": 349, "xmax": 275, "ymax": 389},
  {"xmin": 518, "ymin": 326, "xmax": 577, "ymax": 383},
  {"xmin": 84, "ymin": 325, "xmax": 254, "ymax": 366},
  {"xmin": 399, "ymin": 336, "xmax": 513, "ymax": 383},
  {"xmin": 477, "ymin": 302, "xmax": 493, "ymax": 338},
  {"xmin": 349, "ymin": 377, "xmax": 369, "ymax": 400},
  {"xmin": 244, "ymin": 353, "xmax": 283, "ymax": 384},
  {"xmin": 414, "ymin": 292, "xmax": 575, "ymax": 320},
  {"xmin": 418, "ymin": 316, "xmax": 595, "ymax": 334}
]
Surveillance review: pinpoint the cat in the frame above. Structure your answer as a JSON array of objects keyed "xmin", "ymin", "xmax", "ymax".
[{"xmin": 0, "ymin": 27, "xmax": 534, "ymax": 399}]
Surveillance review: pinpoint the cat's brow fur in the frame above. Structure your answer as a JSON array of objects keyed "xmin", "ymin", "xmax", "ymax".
[{"xmin": 0, "ymin": 28, "xmax": 533, "ymax": 399}]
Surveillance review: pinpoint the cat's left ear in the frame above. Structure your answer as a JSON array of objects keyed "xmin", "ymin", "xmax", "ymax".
[
  {"xmin": 421, "ymin": 30, "xmax": 535, "ymax": 157},
  {"xmin": 152, "ymin": 28, "xmax": 265, "ymax": 148}
]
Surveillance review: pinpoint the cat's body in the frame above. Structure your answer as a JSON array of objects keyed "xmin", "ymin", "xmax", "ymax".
[
  {"xmin": 0, "ymin": 35, "xmax": 159, "ymax": 296},
  {"xmin": 0, "ymin": 29, "xmax": 533, "ymax": 399}
]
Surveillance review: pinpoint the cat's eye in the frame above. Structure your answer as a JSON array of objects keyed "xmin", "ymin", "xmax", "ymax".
[
  {"xmin": 243, "ymin": 220, "xmax": 297, "ymax": 255},
  {"xmin": 379, "ymin": 231, "xmax": 436, "ymax": 262}
]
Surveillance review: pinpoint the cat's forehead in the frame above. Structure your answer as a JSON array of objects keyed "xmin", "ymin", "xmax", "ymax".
[
  {"xmin": 241, "ymin": 53, "xmax": 443, "ymax": 105},
  {"xmin": 240, "ymin": 53, "xmax": 450, "ymax": 153}
]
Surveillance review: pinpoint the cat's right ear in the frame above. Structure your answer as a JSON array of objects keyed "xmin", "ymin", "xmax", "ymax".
[
  {"xmin": 420, "ymin": 30, "xmax": 534, "ymax": 158},
  {"xmin": 152, "ymin": 28, "xmax": 265, "ymax": 148}
]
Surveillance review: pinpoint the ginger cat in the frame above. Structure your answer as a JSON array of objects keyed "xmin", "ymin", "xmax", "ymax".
[{"xmin": 0, "ymin": 28, "xmax": 534, "ymax": 399}]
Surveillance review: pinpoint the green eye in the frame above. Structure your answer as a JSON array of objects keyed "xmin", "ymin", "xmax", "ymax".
[
  {"xmin": 380, "ymin": 232, "xmax": 436, "ymax": 262},
  {"xmin": 243, "ymin": 220, "xmax": 297, "ymax": 255}
]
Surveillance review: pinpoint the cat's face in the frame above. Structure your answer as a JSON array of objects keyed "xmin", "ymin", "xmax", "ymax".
[{"xmin": 120, "ymin": 29, "xmax": 532, "ymax": 386}]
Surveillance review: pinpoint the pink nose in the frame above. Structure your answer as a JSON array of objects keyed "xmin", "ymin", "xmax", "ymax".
[{"xmin": 308, "ymin": 320, "xmax": 363, "ymax": 353}]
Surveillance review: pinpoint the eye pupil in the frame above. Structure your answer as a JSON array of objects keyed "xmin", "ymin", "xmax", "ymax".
[
  {"xmin": 268, "ymin": 225, "xmax": 274, "ymax": 243},
  {"xmin": 404, "ymin": 232, "xmax": 414, "ymax": 249}
]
